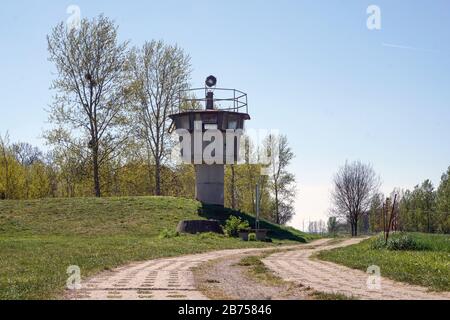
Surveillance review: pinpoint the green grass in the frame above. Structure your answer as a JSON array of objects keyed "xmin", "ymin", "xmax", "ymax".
[
  {"xmin": 237, "ymin": 254, "xmax": 285, "ymax": 285},
  {"xmin": 0, "ymin": 196, "xmax": 309, "ymax": 299},
  {"xmin": 318, "ymin": 233, "xmax": 450, "ymax": 291},
  {"xmin": 311, "ymin": 291, "xmax": 357, "ymax": 300}
]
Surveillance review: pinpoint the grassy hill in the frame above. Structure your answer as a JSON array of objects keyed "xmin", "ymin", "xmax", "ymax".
[{"xmin": 0, "ymin": 196, "xmax": 311, "ymax": 299}]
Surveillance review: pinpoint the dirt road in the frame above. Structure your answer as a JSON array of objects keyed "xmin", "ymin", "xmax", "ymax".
[
  {"xmin": 67, "ymin": 238, "xmax": 450, "ymax": 300},
  {"xmin": 263, "ymin": 238, "xmax": 450, "ymax": 300}
]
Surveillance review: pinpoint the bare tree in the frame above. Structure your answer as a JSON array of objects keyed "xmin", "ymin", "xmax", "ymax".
[
  {"xmin": 331, "ymin": 161, "xmax": 380, "ymax": 236},
  {"xmin": 265, "ymin": 134, "xmax": 296, "ymax": 225},
  {"xmin": 46, "ymin": 15, "xmax": 129, "ymax": 197},
  {"xmin": 12, "ymin": 142, "xmax": 43, "ymax": 166},
  {"xmin": 128, "ymin": 40, "xmax": 190, "ymax": 195}
]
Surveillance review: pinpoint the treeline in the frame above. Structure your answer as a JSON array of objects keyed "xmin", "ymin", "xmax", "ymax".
[
  {"xmin": 329, "ymin": 161, "xmax": 449, "ymax": 236},
  {"xmin": 369, "ymin": 168, "xmax": 450, "ymax": 234},
  {"xmin": 0, "ymin": 133, "xmax": 296, "ymax": 225},
  {"xmin": 0, "ymin": 134, "xmax": 196, "ymax": 200},
  {"xmin": 0, "ymin": 14, "xmax": 298, "ymax": 225}
]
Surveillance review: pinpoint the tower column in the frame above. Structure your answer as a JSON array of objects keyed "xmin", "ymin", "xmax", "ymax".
[
  {"xmin": 169, "ymin": 76, "xmax": 250, "ymax": 208},
  {"xmin": 195, "ymin": 164, "xmax": 224, "ymax": 206}
]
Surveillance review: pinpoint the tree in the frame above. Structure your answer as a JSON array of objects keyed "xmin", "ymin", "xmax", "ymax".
[
  {"xmin": 369, "ymin": 192, "xmax": 384, "ymax": 232},
  {"xmin": 421, "ymin": 180, "xmax": 436, "ymax": 233},
  {"xmin": 331, "ymin": 161, "xmax": 379, "ymax": 236},
  {"xmin": 327, "ymin": 217, "xmax": 338, "ymax": 235},
  {"xmin": 224, "ymin": 135, "xmax": 273, "ymax": 217},
  {"xmin": 46, "ymin": 15, "xmax": 129, "ymax": 197},
  {"xmin": 404, "ymin": 180, "xmax": 436, "ymax": 232},
  {"xmin": 398, "ymin": 180, "xmax": 444, "ymax": 233},
  {"xmin": 308, "ymin": 220, "xmax": 326, "ymax": 234},
  {"xmin": 398, "ymin": 190, "xmax": 412, "ymax": 231},
  {"xmin": 0, "ymin": 133, "xmax": 11, "ymax": 199},
  {"xmin": 308, "ymin": 221, "xmax": 318, "ymax": 234},
  {"xmin": 264, "ymin": 134, "xmax": 296, "ymax": 225},
  {"xmin": 11, "ymin": 142, "xmax": 44, "ymax": 198},
  {"xmin": 12, "ymin": 142, "xmax": 43, "ymax": 166},
  {"xmin": 436, "ymin": 166, "xmax": 450, "ymax": 233},
  {"xmin": 128, "ymin": 40, "xmax": 191, "ymax": 196},
  {"xmin": 28, "ymin": 161, "xmax": 52, "ymax": 199}
]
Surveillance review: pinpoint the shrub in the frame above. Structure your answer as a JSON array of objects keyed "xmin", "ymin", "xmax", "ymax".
[
  {"xmin": 198, "ymin": 232, "xmax": 223, "ymax": 240},
  {"xmin": 371, "ymin": 233, "xmax": 430, "ymax": 251},
  {"xmin": 224, "ymin": 216, "xmax": 250, "ymax": 237},
  {"xmin": 386, "ymin": 234, "xmax": 428, "ymax": 251},
  {"xmin": 248, "ymin": 233, "xmax": 257, "ymax": 241},
  {"xmin": 158, "ymin": 228, "xmax": 179, "ymax": 239},
  {"xmin": 371, "ymin": 236, "xmax": 387, "ymax": 250}
]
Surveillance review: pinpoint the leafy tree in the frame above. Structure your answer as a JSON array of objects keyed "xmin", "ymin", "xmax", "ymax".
[
  {"xmin": 28, "ymin": 161, "xmax": 52, "ymax": 199},
  {"xmin": 407, "ymin": 180, "xmax": 436, "ymax": 232},
  {"xmin": 127, "ymin": 40, "xmax": 191, "ymax": 196},
  {"xmin": 46, "ymin": 15, "xmax": 129, "ymax": 197},
  {"xmin": 264, "ymin": 134, "xmax": 296, "ymax": 225},
  {"xmin": 225, "ymin": 163, "xmax": 272, "ymax": 218},
  {"xmin": 421, "ymin": 180, "xmax": 436, "ymax": 233},
  {"xmin": 436, "ymin": 166, "xmax": 450, "ymax": 233},
  {"xmin": 369, "ymin": 193, "xmax": 384, "ymax": 232},
  {"xmin": 224, "ymin": 135, "xmax": 272, "ymax": 218},
  {"xmin": 327, "ymin": 217, "xmax": 338, "ymax": 235},
  {"xmin": 396, "ymin": 181, "xmax": 439, "ymax": 233}
]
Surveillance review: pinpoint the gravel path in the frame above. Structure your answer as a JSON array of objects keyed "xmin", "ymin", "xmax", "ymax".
[
  {"xmin": 263, "ymin": 238, "xmax": 450, "ymax": 300},
  {"xmin": 66, "ymin": 238, "xmax": 450, "ymax": 300},
  {"xmin": 193, "ymin": 240, "xmax": 331, "ymax": 300},
  {"xmin": 66, "ymin": 246, "xmax": 297, "ymax": 300}
]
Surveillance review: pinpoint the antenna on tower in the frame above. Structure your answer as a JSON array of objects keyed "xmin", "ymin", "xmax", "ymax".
[{"xmin": 205, "ymin": 75, "xmax": 217, "ymax": 110}]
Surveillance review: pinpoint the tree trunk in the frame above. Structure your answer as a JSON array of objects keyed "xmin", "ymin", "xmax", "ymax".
[
  {"xmin": 275, "ymin": 186, "xmax": 279, "ymax": 224},
  {"xmin": 350, "ymin": 221, "xmax": 358, "ymax": 237},
  {"xmin": 93, "ymin": 146, "xmax": 101, "ymax": 197},
  {"xmin": 155, "ymin": 159, "xmax": 161, "ymax": 196}
]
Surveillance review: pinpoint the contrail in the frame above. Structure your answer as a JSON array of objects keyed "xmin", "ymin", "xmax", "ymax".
[{"xmin": 382, "ymin": 42, "xmax": 440, "ymax": 53}]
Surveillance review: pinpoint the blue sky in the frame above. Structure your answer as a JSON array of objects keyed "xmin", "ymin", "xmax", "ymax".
[{"xmin": 1, "ymin": 1, "xmax": 449, "ymax": 229}]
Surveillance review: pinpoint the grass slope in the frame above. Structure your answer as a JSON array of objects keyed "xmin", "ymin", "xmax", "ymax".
[
  {"xmin": 318, "ymin": 233, "xmax": 450, "ymax": 291},
  {"xmin": 199, "ymin": 204, "xmax": 316, "ymax": 242},
  {"xmin": 0, "ymin": 197, "xmax": 309, "ymax": 299}
]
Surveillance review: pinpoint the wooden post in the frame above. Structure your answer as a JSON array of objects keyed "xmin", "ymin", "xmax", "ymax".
[{"xmin": 255, "ymin": 183, "xmax": 260, "ymax": 230}]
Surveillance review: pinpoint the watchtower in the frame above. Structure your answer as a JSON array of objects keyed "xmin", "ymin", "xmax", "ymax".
[{"xmin": 169, "ymin": 76, "xmax": 250, "ymax": 206}]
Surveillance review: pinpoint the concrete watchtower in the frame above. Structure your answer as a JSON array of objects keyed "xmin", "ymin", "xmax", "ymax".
[{"xmin": 169, "ymin": 76, "xmax": 250, "ymax": 206}]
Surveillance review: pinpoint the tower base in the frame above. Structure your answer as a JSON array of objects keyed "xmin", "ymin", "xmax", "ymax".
[{"xmin": 195, "ymin": 164, "xmax": 224, "ymax": 206}]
